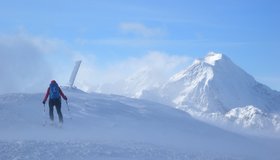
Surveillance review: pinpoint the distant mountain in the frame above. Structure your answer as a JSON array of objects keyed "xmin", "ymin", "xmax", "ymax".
[
  {"xmin": 141, "ymin": 52, "xmax": 280, "ymax": 132},
  {"xmin": 224, "ymin": 105, "xmax": 280, "ymax": 131}
]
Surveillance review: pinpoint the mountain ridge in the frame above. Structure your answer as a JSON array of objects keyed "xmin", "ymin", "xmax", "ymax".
[{"xmin": 141, "ymin": 52, "xmax": 280, "ymax": 132}]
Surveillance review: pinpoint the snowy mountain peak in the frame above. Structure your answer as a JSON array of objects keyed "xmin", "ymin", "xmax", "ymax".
[
  {"xmin": 168, "ymin": 52, "xmax": 235, "ymax": 87},
  {"xmin": 141, "ymin": 52, "xmax": 280, "ymax": 132}
]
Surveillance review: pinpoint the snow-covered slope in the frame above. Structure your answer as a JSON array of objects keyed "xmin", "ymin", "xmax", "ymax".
[
  {"xmin": 141, "ymin": 52, "xmax": 280, "ymax": 132},
  {"xmin": 1, "ymin": 88, "xmax": 279, "ymax": 160}
]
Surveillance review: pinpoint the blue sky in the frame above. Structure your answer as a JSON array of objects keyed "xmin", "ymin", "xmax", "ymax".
[{"xmin": 0, "ymin": 0, "xmax": 279, "ymax": 92}]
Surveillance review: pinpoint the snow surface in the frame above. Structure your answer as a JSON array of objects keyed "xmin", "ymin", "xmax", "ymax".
[
  {"xmin": 1, "ymin": 88, "xmax": 279, "ymax": 160},
  {"xmin": 141, "ymin": 52, "xmax": 280, "ymax": 133}
]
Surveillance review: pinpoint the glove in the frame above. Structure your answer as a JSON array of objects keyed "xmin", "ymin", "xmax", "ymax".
[
  {"xmin": 42, "ymin": 101, "xmax": 46, "ymax": 105},
  {"xmin": 65, "ymin": 96, "xmax": 68, "ymax": 101}
]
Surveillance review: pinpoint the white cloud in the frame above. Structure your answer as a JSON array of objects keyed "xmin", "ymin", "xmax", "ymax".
[
  {"xmin": 0, "ymin": 31, "xmax": 77, "ymax": 94},
  {"xmin": 0, "ymin": 32, "xmax": 191, "ymax": 96},
  {"xmin": 0, "ymin": 33, "xmax": 65, "ymax": 54},
  {"xmin": 119, "ymin": 22, "xmax": 166, "ymax": 37},
  {"xmin": 0, "ymin": 33, "xmax": 55, "ymax": 94}
]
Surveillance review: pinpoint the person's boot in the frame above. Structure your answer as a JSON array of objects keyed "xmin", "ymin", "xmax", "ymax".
[
  {"xmin": 50, "ymin": 120, "xmax": 54, "ymax": 126},
  {"xmin": 58, "ymin": 122, "xmax": 63, "ymax": 128}
]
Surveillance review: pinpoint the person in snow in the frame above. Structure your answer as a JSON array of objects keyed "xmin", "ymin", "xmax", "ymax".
[{"xmin": 42, "ymin": 80, "xmax": 68, "ymax": 124}]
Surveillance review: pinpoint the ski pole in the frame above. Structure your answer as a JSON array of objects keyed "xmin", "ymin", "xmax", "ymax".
[
  {"xmin": 43, "ymin": 103, "xmax": 47, "ymax": 126},
  {"xmin": 66, "ymin": 100, "xmax": 69, "ymax": 111},
  {"xmin": 66, "ymin": 100, "xmax": 72, "ymax": 119}
]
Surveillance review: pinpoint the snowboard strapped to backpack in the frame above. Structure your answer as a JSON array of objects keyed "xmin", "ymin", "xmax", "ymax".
[{"xmin": 49, "ymin": 82, "xmax": 60, "ymax": 99}]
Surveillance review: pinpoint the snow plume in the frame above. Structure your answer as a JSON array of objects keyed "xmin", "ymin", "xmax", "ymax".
[
  {"xmin": 92, "ymin": 51, "xmax": 191, "ymax": 97},
  {"xmin": 0, "ymin": 33, "xmax": 53, "ymax": 94}
]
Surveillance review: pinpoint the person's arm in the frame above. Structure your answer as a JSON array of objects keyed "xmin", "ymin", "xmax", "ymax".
[
  {"xmin": 59, "ymin": 88, "xmax": 67, "ymax": 101},
  {"xmin": 42, "ymin": 87, "xmax": 50, "ymax": 104}
]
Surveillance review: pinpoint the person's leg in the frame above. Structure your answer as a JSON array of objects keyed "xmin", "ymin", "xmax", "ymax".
[
  {"xmin": 49, "ymin": 100, "xmax": 54, "ymax": 121},
  {"xmin": 55, "ymin": 100, "xmax": 63, "ymax": 123}
]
